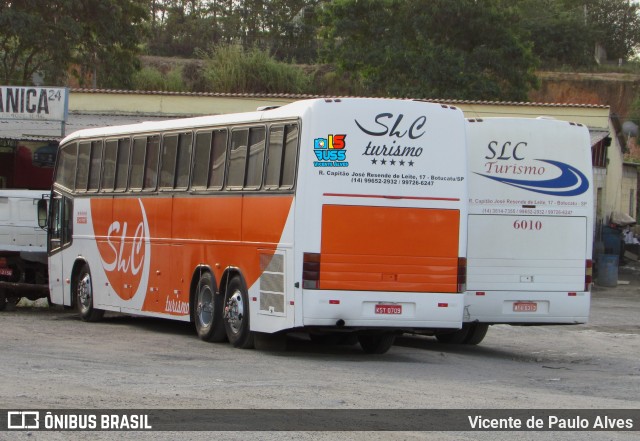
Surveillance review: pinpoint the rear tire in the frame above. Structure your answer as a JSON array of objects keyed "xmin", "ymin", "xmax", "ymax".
[
  {"xmin": 223, "ymin": 276, "xmax": 254, "ymax": 349},
  {"xmin": 435, "ymin": 325, "xmax": 470, "ymax": 344},
  {"xmin": 75, "ymin": 264, "xmax": 104, "ymax": 322},
  {"xmin": 463, "ymin": 323, "xmax": 489, "ymax": 345},
  {"xmin": 358, "ymin": 333, "xmax": 396, "ymax": 354},
  {"xmin": 193, "ymin": 271, "xmax": 226, "ymax": 342}
]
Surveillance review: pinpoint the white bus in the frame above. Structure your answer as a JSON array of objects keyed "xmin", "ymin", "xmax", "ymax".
[
  {"xmin": 39, "ymin": 98, "xmax": 468, "ymax": 354},
  {"xmin": 435, "ymin": 117, "xmax": 593, "ymax": 345}
]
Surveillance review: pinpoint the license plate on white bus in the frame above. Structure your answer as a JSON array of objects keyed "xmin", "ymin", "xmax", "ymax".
[
  {"xmin": 513, "ymin": 302, "xmax": 537, "ymax": 312},
  {"xmin": 375, "ymin": 304, "xmax": 402, "ymax": 315},
  {"xmin": 0, "ymin": 268, "xmax": 12, "ymax": 277}
]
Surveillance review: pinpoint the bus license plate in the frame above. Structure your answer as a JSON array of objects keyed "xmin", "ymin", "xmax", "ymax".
[
  {"xmin": 0, "ymin": 268, "xmax": 12, "ymax": 277},
  {"xmin": 375, "ymin": 304, "xmax": 402, "ymax": 315},
  {"xmin": 513, "ymin": 302, "xmax": 537, "ymax": 312}
]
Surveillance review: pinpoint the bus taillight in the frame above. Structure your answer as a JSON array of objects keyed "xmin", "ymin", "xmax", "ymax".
[
  {"xmin": 457, "ymin": 257, "xmax": 467, "ymax": 293},
  {"xmin": 585, "ymin": 259, "xmax": 593, "ymax": 291},
  {"xmin": 303, "ymin": 253, "xmax": 321, "ymax": 289}
]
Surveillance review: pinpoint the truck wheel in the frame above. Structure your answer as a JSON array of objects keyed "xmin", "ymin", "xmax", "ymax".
[
  {"xmin": 193, "ymin": 271, "xmax": 226, "ymax": 342},
  {"xmin": 464, "ymin": 323, "xmax": 489, "ymax": 345},
  {"xmin": 223, "ymin": 276, "xmax": 254, "ymax": 349},
  {"xmin": 75, "ymin": 264, "xmax": 104, "ymax": 322},
  {"xmin": 0, "ymin": 289, "xmax": 6, "ymax": 311},
  {"xmin": 358, "ymin": 333, "xmax": 396, "ymax": 354}
]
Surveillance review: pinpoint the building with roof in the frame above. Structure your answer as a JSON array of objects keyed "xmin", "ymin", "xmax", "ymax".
[{"xmin": 0, "ymin": 88, "xmax": 630, "ymax": 234}]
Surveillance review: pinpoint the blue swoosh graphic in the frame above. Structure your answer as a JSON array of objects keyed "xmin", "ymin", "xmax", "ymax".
[{"xmin": 476, "ymin": 159, "xmax": 589, "ymax": 196}]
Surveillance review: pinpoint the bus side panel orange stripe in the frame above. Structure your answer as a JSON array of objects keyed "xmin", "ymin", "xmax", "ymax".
[{"xmin": 91, "ymin": 195, "xmax": 293, "ymax": 315}]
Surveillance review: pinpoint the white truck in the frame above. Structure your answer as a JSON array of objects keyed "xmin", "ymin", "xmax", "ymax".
[
  {"xmin": 436, "ymin": 117, "xmax": 594, "ymax": 344},
  {"xmin": 0, "ymin": 190, "xmax": 49, "ymax": 310}
]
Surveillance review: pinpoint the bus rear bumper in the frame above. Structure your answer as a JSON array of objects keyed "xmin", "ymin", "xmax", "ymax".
[
  {"xmin": 301, "ymin": 290, "xmax": 464, "ymax": 330},
  {"xmin": 463, "ymin": 290, "xmax": 591, "ymax": 324}
]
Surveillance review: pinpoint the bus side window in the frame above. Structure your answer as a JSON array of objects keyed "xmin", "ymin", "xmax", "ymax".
[
  {"xmin": 144, "ymin": 135, "xmax": 160, "ymax": 191},
  {"xmin": 227, "ymin": 129, "xmax": 248, "ymax": 189},
  {"xmin": 130, "ymin": 137, "xmax": 146, "ymax": 191},
  {"xmin": 49, "ymin": 194, "xmax": 63, "ymax": 251},
  {"xmin": 75, "ymin": 141, "xmax": 91, "ymax": 192},
  {"xmin": 209, "ymin": 129, "xmax": 227, "ymax": 190},
  {"xmin": 192, "ymin": 131, "xmax": 212, "ymax": 190},
  {"xmin": 160, "ymin": 134, "xmax": 178, "ymax": 189},
  {"xmin": 265, "ymin": 126, "xmax": 284, "ymax": 189},
  {"xmin": 102, "ymin": 140, "xmax": 117, "ymax": 192},
  {"xmin": 115, "ymin": 138, "xmax": 130, "ymax": 191},
  {"xmin": 175, "ymin": 132, "xmax": 193, "ymax": 189},
  {"xmin": 161, "ymin": 131, "xmax": 192, "ymax": 190},
  {"xmin": 55, "ymin": 142, "xmax": 78, "ymax": 190},
  {"xmin": 245, "ymin": 127, "xmax": 265, "ymax": 189},
  {"xmin": 266, "ymin": 123, "xmax": 298, "ymax": 189},
  {"xmin": 49, "ymin": 193, "xmax": 72, "ymax": 252},
  {"xmin": 87, "ymin": 140, "xmax": 103, "ymax": 192},
  {"xmin": 281, "ymin": 124, "xmax": 299, "ymax": 188}
]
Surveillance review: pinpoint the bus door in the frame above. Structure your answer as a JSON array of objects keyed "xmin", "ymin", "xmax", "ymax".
[{"xmin": 48, "ymin": 192, "xmax": 73, "ymax": 305}]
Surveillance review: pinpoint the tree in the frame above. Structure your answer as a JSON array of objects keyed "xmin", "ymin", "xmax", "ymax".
[
  {"xmin": 516, "ymin": 0, "xmax": 640, "ymax": 68},
  {"xmin": 146, "ymin": 0, "xmax": 319, "ymax": 62},
  {"xmin": 321, "ymin": 0, "xmax": 538, "ymax": 100},
  {"xmin": 0, "ymin": 0, "xmax": 148, "ymax": 87},
  {"xmin": 515, "ymin": 0, "xmax": 594, "ymax": 68},
  {"xmin": 583, "ymin": 0, "xmax": 640, "ymax": 62}
]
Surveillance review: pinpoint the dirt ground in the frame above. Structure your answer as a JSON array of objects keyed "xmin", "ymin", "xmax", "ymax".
[{"xmin": 1, "ymin": 261, "xmax": 639, "ymax": 441}]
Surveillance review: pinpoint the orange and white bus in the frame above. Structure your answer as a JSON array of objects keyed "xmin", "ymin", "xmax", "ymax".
[{"xmin": 40, "ymin": 98, "xmax": 468, "ymax": 354}]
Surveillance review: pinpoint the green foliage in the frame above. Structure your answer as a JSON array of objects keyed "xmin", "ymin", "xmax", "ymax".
[
  {"xmin": 201, "ymin": 44, "xmax": 311, "ymax": 93},
  {"xmin": 148, "ymin": 0, "xmax": 319, "ymax": 63},
  {"xmin": 515, "ymin": 0, "xmax": 593, "ymax": 68},
  {"xmin": 0, "ymin": 0, "xmax": 148, "ymax": 87},
  {"xmin": 132, "ymin": 66, "xmax": 187, "ymax": 91},
  {"xmin": 629, "ymin": 93, "xmax": 640, "ymax": 128},
  {"xmin": 583, "ymin": 0, "xmax": 640, "ymax": 61},
  {"xmin": 320, "ymin": 0, "xmax": 538, "ymax": 100}
]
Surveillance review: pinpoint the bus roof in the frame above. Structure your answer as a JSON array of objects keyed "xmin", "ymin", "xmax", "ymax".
[{"xmin": 60, "ymin": 98, "xmax": 424, "ymax": 144}]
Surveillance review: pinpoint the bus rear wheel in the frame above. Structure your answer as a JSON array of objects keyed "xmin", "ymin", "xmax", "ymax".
[
  {"xmin": 435, "ymin": 326, "xmax": 470, "ymax": 344},
  {"xmin": 223, "ymin": 276, "xmax": 254, "ymax": 349},
  {"xmin": 358, "ymin": 333, "xmax": 396, "ymax": 354},
  {"xmin": 435, "ymin": 323, "xmax": 489, "ymax": 345},
  {"xmin": 464, "ymin": 323, "xmax": 489, "ymax": 345},
  {"xmin": 75, "ymin": 264, "xmax": 104, "ymax": 322},
  {"xmin": 193, "ymin": 271, "xmax": 226, "ymax": 342}
]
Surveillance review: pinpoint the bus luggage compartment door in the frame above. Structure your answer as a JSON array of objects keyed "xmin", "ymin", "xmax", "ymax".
[{"xmin": 318, "ymin": 205, "xmax": 460, "ymax": 293}]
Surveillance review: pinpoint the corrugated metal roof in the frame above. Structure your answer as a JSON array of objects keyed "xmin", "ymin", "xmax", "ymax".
[
  {"xmin": 0, "ymin": 113, "xmax": 178, "ymax": 141},
  {"xmin": 72, "ymin": 88, "xmax": 610, "ymax": 109},
  {"xmin": 0, "ymin": 90, "xmax": 612, "ymax": 142}
]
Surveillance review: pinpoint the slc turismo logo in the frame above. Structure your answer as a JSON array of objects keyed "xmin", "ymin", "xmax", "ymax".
[
  {"xmin": 476, "ymin": 159, "xmax": 589, "ymax": 197},
  {"xmin": 93, "ymin": 199, "xmax": 151, "ymax": 302}
]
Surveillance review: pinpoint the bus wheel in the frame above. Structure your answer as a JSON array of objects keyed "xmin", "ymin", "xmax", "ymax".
[
  {"xmin": 75, "ymin": 264, "xmax": 104, "ymax": 322},
  {"xmin": 435, "ymin": 325, "xmax": 470, "ymax": 344},
  {"xmin": 358, "ymin": 333, "xmax": 396, "ymax": 354},
  {"xmin": 193, "ymin": 271, "xmax": 226, "ymax": 342},
  {"xmin": 223, "ymin": 276, "xmax": 254, "ymax": 349},
  {"xmin": 463, "ymin": 323, "xmax": 489, "ymax": 345}
]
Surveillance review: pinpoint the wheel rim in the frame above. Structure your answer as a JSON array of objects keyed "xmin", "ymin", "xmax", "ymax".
[
  {"xmin": 226, "ymin": 289, "xmax": 244, "ymax": 335},
  {"xmin": 77, "ymin": 273, "xmax": 92, "ymax": 313},
  {"xmin": 196, "ymin": 283, "xmax": 214, "ymax": 328}
]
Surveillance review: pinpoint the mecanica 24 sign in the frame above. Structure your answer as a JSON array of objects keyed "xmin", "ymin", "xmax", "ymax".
[{"xmin": 0, "ymin": 86, "xmax": 68, "ymax": 121}]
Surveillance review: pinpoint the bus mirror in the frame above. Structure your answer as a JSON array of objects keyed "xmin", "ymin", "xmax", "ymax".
[{"xmin": 37, "ymin": 198, "xmax": 48, "ymax": 229}]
